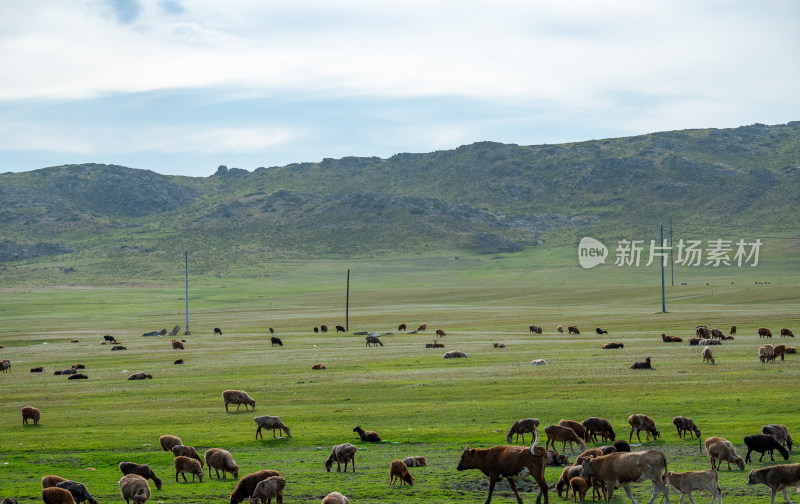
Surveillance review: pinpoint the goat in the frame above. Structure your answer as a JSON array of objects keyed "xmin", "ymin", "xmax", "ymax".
[
  {"xmin": 389, "ymin": 459, "xmax": 414, "ymax": 486},
  {"xmin": 506, "ymin": 418, "xmax": 540, "ymax": 444},
  {"xmin": 325, "ymin": 443, "xmax": 357, "ymax": 472},
  {"xmin": 254, "ymin": 415, "xmax": 291, "ymax": 439}
]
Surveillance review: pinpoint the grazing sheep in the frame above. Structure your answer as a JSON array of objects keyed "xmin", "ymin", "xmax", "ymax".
[
  {"xmin": 758, "ymin": 327, "xmax": 773, "ymax": 338},
  {"xmin": 402, "ymin": 456, "xmax": 427, "ymax": 467},
  {"xmin": 705, "ymin": 436, "xmax": 745, "ymax": 470},
  {"xmin": 781, "ymin": 328, "xmax": 795, "ymax": 338},
  {"xmin": 171, "ymin": 339, "xmax": 184, "ymax": 350},
  {"xmin": 173, "ymin": 359, "xmax": 184, "ymax": 364},
  {"xmin": 389, "ymin": 459, "xmax": 414, "ymax": 486},
  {"xmin": 529, "ymin": 325, "xmax": 542, "ymax": 334},
  {"xmin": 70, "ymin": 339, "xmax": 79, "ymax": 343},
  {"xmin": 159, "ymin": 435, "xmax": 182, "ymax": 451},
  {"xmin": 545, "ymin": 425, "xmax": 586, "ymax": 452},
  {"xmin": 773, "ymin": 344, "xmax": 787, "ymax": 361},
  {"xmin": 127, "ymin": 372, "xmax": 152, "ymax": 380},
  {"xmin": 559, "ymin": 419, "xmax": 589, "ymax": 442},
  {"xmin": 493, "ymin": 342, "xmax": 506, "ymax": 348},
  {"xmin": 688, "ymin": 338, "xmax": 702, "ymax": 346},
  {"xmin": 321, "ymin": 492, "xmax": 349, "ymax": 504},
  {"xmin": 1, "ymin": 359, "xmax": 11, "ymax": 372},
  {"xmin": 55, "ymin": 481, "xmax": 99, "ymax": 504},
  {"xmin": 744, "ymin": 434, "xmax": 790, "ymax": 463},
  {"xmin": 312, "ymin": 363, "xmax": 326, "ymax": 370},
  {"xmin": 353, "ymin": 426, "xmax": 381, "ymax": 442},
  {"xmin": 762, "ymin": 424, "xmax": 793, "ymax": 451},
  {"xmin": 313, "ymin": 327, "xmax": 319, "ymax": 333},
  {"xmin": 417, "ymin": 323, "xmax": 427, "ymax": 331},
  {"xmin": 365, "ymin": 335, "xmax": 383, "ymax": 347},
  {"xmin": 443, "ymin": 350, "xmax": 467, "ymax": 358},
  {"xmin": 506, "ymin": 418, "xmax": 540, "ymax": 444},
  {"xmin": 2, "ymin": 498, "xmax": 18, "ymax": 504},
  {"xmin": 630, "ymin": 356, "xmax": 652, "ymax": 369},
  {"xmin": 21, "ymin": 406, "xmax": 40, "ymax": 425},
  {"xmin": 710, "ymin": 328, "xmax": 725, "ymax": 339},
  {"xmin": 214, "ymin": 327, "xmax": 222, "ymax": 335},
  {"xmin": 435, "ymin": 329, "xmax": 446, "ymax": 337},
  {"xmin": 320, "ymin": 325, "xmax": 328, "ymax": 332},
  {"xmin": 119, "ymin": 474, "xmax": 151, "ymax": 504},
  {"xmin": 673, "ymin": 416, "xmax": 701, "ymax": 439},
  {"xmin": 172, "ymin": 445, "xmax": 204, "ymax": 466},
  {"xmin": 229, "ymin": 470, "xmax": 281, "ymax": 504},
  {"xmin": 569, "ymin": 476, "xmax": 589, "ymax": 503},
  {"xmin": 702, "ymin": 346, "xmax": 715, "ymax": 364},
  {"xmin": 667, "ymin": 470, "xmax": 722, "ymax": 504},
  {"xmin": 41, "ymin": 487, "xmax": 75, "ymax": 504},
  {"xmin": 730, "ymin": 325, "xmax": 737, "ymax": 335},
  {"xmin": 557, "ymin": 324, "xmax": 564, "ymax": 333},
  {"xmin": 697, "ymin": 326, "xmax": 710, "ymax": 338},
  {"xmin": 30, "ymin": 366, "xmax": 43, "ymax": 372},
  {"xmin": 556, "ymin": 465, "xmax": 584, "ymax": 498},
  {"xmin": 249, "ymin": 476, "xmax": 287, "ymax": 504},
  {"xmin": 223, "ymin": 390, "xmax": 256, "ymax": 412},
  {"xmin": 254, "ymin": 415, "xmax": 291, "ymax": 439},
  {"xmin": 203, "ymin": 448, "xmax": 239, "ymax": 479},
  {"xmin": 568, "ymin": 325, "xmax": 580, "ymax": 335},
  {"xmin": 174, "ymin": 455, "xmax": 204, "ymax": 482},
  {"xmin": 602, "ymin": 342, "xmax": 624, "ymax": 349},
  {"xmin": 325, "ymin": 443, "xmax": 358, "ymax": 472},
  {"xmin": 271, "ymin": 337, "xmax": 283, "ymax": 347},
  {"xmin": 628, "ymin": 414, "xmax": 659, "ymax": 443},
  {"xmin": 104, "ymin": 335, "xmax": 117, "ymax": 342},
  {"xmin": 759, "ymin": 344, "xmax": 776, "ymax": 364},
  {"xmin": 119, "ymin": 462, "xmax": 163, "ymax": 490},
  {"xmin": 582, "ymin": 417, "xmax": 616, "ymax": 442},
  {"xmin": 42, "ymin": 476, "xmax": 68, "ymax": 488},
  {"xmin": 398, "ymin": 323, "xmax": 407, "ymax": 331},
  {"xmin": 334, "ymin": 325, "xmax": 346, "ymax": 333}
]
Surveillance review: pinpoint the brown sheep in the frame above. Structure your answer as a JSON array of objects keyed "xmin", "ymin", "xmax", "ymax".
[
  {"xmin": 171, "ymin": 339, "xmax": 184, "ymax": 350},
  {"xmin": 710, "ymin": 328, "xmax": 725, "ymax": 339},
  {"xmin": 786, "ymin": 346, "xmax": 797, "ymax": 354},
  {"xmin": 249, "ymin": 476, "xmax": 286, "ymax": 504},
  {"xmin": 506, "ymin": 418, "xmax": 540, "ymax": 444},
  {"xmin": 223, "ymin": 390, "xmax": 256, "ymax": 412},
  {"xmin": 673, "ymin": 416, "xmax": 701, "ymax": 439},
  {"xmin": 119, "ymin": 462, "xmax": 163, "ymax": 490},
  {"xmin": 602, "ymin": 342, "xmax": 624, "ymax": 349},
  {"xmin": 41, "ymin": 487, "xmax": 76, "ymax": 504},
  {"xmin": 435, "ymin": 329, "xmax": 446, "ymax": 337},
  {"xmin": 762, "ymin": 424, "xmax": 793, "ymax": 451},
  {"xmin": 582, "ymin": 417, "xmax": 616, "ymax": 442},
  {"xmin": 119, "ymin": 474, "xmax": 150, "ymax": 504},
  {"xmin": 569, "ymin": 476, "xmax": 589, "ymax": 503},
  {"xmin": 545, "ymin": 424, "xmax": 586, "ymax": 452},
  {"xmin": 417, "ymin": 323, "xmax": 427, "ymax": 331},
  {"xmin": 557, "ymin": 324, "xmax": 564, "ymax": 333},
  {"xmin": 172, "ymin": 445, "xmax": 204, "ymax": 467},
  {"xmin": 174, "ymin": 455, "xmax": 204, "ymax": 482},
  {"xmin": 254, "ymin": 415, "xmax": 291, "ymax": 438},
  {"xmin": 555, "ymin": 464, "xmax": 583, "ymax": 498},
  {"xmin": 42, "ymin": 475, "xmax": 68, "ymax": 488},
  {"xmin": 321, "ymin": 492, "xmax": 349, "ymax": 504},
  {"xmin": 353, "ymin": 425, "xmax": 381, "ymax": 442},
  {"xmin": 31, "ymin": 366, "xmax": 44, "ymax": 372},
  {"xmin": 705, "ymin": 436, "xmax": 745, "ymax": 470},
  {"xmin": 773, "ymin": 344, "xmax": 787, "ymax": 361},
  {"xmin": 312, "ymin": 363, "xmax": 326, "ymax": 370},
  {"xmin": 559, "ymin": 419, "xmax": 589, "ymax": 442},
  {"xmin": 759, "ymin": 344, "xmax": 776, "ymax": 364},
  {"xmin": 781, "ymin": 328, "xmax": 795, "ymax": 338},
  {"xmin": 402, "ymin": 456, "xmax": 427, "ymax": 467},
  {"xmin": 0, "ymin": 359, "xmax": 10, "ymax": 373},
  {"xmin": 628, "ymin": 414, "xmax": 659, "ymax": 443},
  {"xmin": 159, "ymin": 435, "xmax": 182, "ymax": 451},
  {"xmin": 22, "ymin": 406, "xmax": 40, "ymax": 425},
  {"xmin": 398, "ymin": 323, "xmax": 407, "ymax": 331},
  {"xmin": 661, "ymin": 333, "xmax": 683, "ymax": 343},
  {"xmin": 630, "ymin": 356, "xmax": 652, "ymax": 369},
  {"xmin": 325, "ymin": 443, "xmax": 357, "ymax": 472},
  {"xmin": 702, "ymin": 346, "xmax": 715, "ymax": 364},
  {"xmin": 230, "ymin": 470, "xmax": 281, "ymax": 504},
  {"xmin": 730, "ymin": 325, "xmax": 737, "ymax": 335},
  {"xmin": 568, "ymin": 325, "xmax": 580, "ymax": 335},
  {"xmin": 204, "ymin": 448, "xmax": 239, "ymax": 479},
  {"xmin": 389, "ymin": 459, "xmax": 414, "ymax": 486},
  {"xmin": 758, "ymin": 327, "xmax": 773, "ymax": 338}
]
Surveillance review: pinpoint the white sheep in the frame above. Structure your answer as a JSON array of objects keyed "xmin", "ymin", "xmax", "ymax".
[
  {"xmin": 119, "ymin": 474, "xmax": 151, "ymax": 504},
  {"xmin": 204, "ymin": 448, "xmax": 239, "ymax": 479},
  {"xmin": 321, "ymin": 492, "xmax": 349, "ymax": 504},
  {"xmin": 325, "ymin": 443, "xmax": 358, "ymax": 472}
]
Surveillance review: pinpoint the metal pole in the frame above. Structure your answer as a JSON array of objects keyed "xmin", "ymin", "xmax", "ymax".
[
  {"xmin": 345, "ymin": 269, "xmax": 350, "ymax": 332},
  {"xmin": 670, "ymin": 217, "xmax": 674, "ymax": 287},
  {"xmin": 661, "ymin": 225, "xmax": 666, "ymax": 313},
  {"xmin": 185, "ymin": 249, "xmax": 189, "ymax": 334}
]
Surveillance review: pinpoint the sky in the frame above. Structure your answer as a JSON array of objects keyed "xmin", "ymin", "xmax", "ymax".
[{"xmin": 0, "ymin": 0, "xmax": 798, "ymax": 177}]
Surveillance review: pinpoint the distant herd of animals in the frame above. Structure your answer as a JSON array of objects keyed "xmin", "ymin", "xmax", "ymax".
[{"xmin": 3, "ymin": 321, "xmax": 798, "ymax": 504}]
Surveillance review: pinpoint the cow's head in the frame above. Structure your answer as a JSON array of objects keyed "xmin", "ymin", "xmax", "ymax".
[
  {"xmin": 456, "ymin": 448, "xmax": 478, "ymax": 471},
  {"xmin": 747, "ymin": 469, "xmax": 763, "ymax": 485},
  {"xmin": 576, "ymin": 456, "xmax": 595, "ymax": 477}
]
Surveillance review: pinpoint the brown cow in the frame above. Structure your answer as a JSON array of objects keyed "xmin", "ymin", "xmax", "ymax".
[
  {"xmin": 747, "ymin": 463, "xmax": 800, "ymax": 504},
  {"xmin": 667, "ymin": 470, "xmax": 721, "ymax": 504},
  {"xmin": 456, "ymin": 430, "xmax": 549, "ymax": 504},
  {"xmin": 577, "ymin": 450, "xmax": 669, "ymax": 504}
]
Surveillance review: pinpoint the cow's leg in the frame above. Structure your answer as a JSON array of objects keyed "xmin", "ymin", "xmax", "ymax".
[
  {"xmin": 686, "ymin": 490, "xmax": 697, "ymax": 504},
  {"xmin": 532, "ymin": 473, "xmax": 549, "ymax": 504},
  {"xmin": 646, "ymin": 480, "xmax": 670, "ymax": 504},
  {"xmin": 506, "ymin": 478, "xmax": 523, "ymax": 504},
  {"xmin": 484, "ymin": 475, "xmax": 499, "ymax": 504},
  {"xmin": 781, "ymin": 488, "xmax": 793, "ymax": 504},
  {"xmin": 621, "ymin": 483, "xmax": 640, "ymax": 504}
]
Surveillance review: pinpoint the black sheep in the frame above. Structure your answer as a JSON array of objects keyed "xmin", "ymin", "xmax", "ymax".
[
  {"xmin": 119, "ymin": 461, "xmax": 164, "ymax": 490},
  {"xmin": 744, "ymin": 433, "xmax": 790, "ymax": 463},
  {"xmin": 55, "ymin": 481, "xmax": 98, "ymax": 504}
]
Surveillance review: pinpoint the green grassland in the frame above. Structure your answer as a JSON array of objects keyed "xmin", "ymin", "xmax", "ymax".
[{"xmin": 1, "ymin": 249, "xmax": 799, "ymax": 503}]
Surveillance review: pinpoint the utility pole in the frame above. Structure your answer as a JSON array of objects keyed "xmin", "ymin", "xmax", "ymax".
[
  {"xmin": 660, "ymin": 225, "xmax": 666, "ymax": 313},
  {"xmin": 670, "ymin": 217, "xmax": 674, "ymax": 287},
  {"xmin": 345, "ymin": 269, "xmax": 350, "ymax": 332},
  {"xmin": 185, "ymin": 249, "xmax": 190, "ymax": 334}
]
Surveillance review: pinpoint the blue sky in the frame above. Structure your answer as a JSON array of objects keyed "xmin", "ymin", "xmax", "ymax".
[{"xmin": 1, "ymin": 0, "xmax": 798, "ymax": 177}]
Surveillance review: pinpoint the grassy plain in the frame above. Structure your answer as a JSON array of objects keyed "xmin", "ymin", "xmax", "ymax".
[{"xmin": 1, "ymin": 248, "xmax": 799, "ymax": 503}]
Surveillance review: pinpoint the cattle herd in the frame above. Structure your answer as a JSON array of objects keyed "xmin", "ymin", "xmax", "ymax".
[{"xmin": 3, "ymin": 320, "xmax": 798, "ymax": 504}]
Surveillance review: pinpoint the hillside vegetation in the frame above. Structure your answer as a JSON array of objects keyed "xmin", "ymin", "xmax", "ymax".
[{"xmin": 0, "ymin": 122, "xmax": 798, "ymax": 283}]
